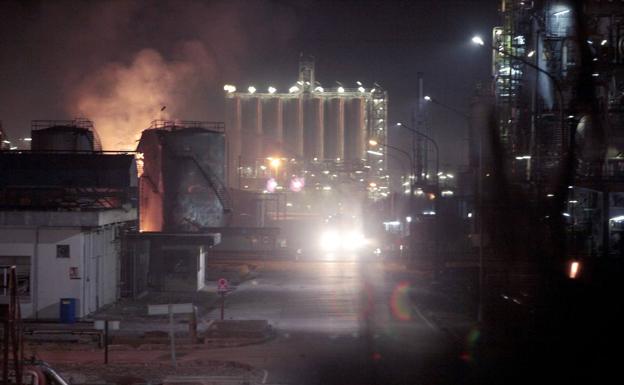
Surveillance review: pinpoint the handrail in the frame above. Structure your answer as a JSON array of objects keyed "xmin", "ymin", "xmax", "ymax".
[
  {"xmin": 173, "ymin": 151, "xmax": 232, "ymax": 212},
  {"xmin": 149, "ymin": 120, "xmax": 224, "ymax": 133}
]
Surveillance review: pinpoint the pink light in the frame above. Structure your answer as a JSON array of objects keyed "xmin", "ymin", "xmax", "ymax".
[
  {"xmin": 290, "ymin": 177, "xmax": 305, "ymax": 192},
  {"xmin": 266, "ymin": 178, "xmax": 278, "ymax": 193}
]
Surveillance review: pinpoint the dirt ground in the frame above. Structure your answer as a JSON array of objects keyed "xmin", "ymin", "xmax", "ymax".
[{"xmin": 55, "ymin": 359, "xmax": 262, "ymax": 385}]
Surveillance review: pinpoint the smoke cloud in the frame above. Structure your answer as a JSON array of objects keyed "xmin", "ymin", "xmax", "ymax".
[
  {"xmin": 71, "ymin": 44, "xmax": 217, "ymax": 150},
  {"xmin": 0, "ymin": 0, "xmax": 297, "ymax": 150}
]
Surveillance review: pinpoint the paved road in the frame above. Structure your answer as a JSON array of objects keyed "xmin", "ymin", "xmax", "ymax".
[
  {"xmin": 200, "ymin": 259, "xmax": 467, "ymax": 385},
  {"xmin": 39, "ymin": 259, "xmax": 468, "ymax": 385}
]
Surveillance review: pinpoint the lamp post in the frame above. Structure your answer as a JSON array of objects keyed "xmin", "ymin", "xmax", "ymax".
[
  {"xmin": 368, "ymin": 139, "xmax": 415, "ymax": 178},
  {"xmin": 424, "ymin": 95, "xmax": 470, "ymax": 121},
  {"xmin": 396, "ymin": 123, "xmax": 439, "ymax": 185},
  {"xmin": 369, "ymin": 138, "xmax": 415, "ymax": 209},
  {"xmin": 423, "ymin": 92, "xmax": 487, "ymax": 321},
  {"xmin": 368, "ymin": 139, "xmax": 415, "ymax": 223},
  {"xmin": 396, "ymin": 122, "xmax": 441, "ymax": 271}
]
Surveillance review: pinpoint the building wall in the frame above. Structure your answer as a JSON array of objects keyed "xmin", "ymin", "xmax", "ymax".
[
  {"xmin": 0, "ymin": 224, "xmax": 123, "ymax": 319},
  {"xmin": 83, "ymin": 226, "xmax": 120, "ymax": 315}
]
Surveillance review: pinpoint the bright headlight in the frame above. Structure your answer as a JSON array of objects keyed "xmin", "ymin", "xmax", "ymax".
[
  {"xmin": 342, "ymin": 231, "xmax": 366, "ymax": 250},
  {"xmin": 320, "ymin": 230, "xmax": 340, "ymax": 251}
]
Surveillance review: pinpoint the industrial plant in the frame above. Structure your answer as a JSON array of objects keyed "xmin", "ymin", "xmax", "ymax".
[
  {"xmin": 1, "ymin": 1, "xmax": 624, "ymax": 383},
  {"xmin": 475, "ymin": 0, "xmax": 624, "ymax": 259},
  {"xmin": 224, "ymin": 57, "xmax": 389, "ymax": 201}
]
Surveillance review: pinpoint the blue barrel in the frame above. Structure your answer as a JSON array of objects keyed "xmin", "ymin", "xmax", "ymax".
[{"xmin": 59, "ymin": 298, "xmax": 76, "ymax": 323}]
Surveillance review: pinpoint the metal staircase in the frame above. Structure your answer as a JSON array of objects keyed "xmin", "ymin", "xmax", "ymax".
[{"xmin": 174, "ymin": 150, "xmax": 233, "ymax": 214}]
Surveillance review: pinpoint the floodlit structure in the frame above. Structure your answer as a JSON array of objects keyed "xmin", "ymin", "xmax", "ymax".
[
  {"xmin": 224, "ymin": 57, "xmax": 389, "ymax": 200},
  {"xmin": 137, "ymin": 120, "xmax": 230, "ymax": 232},
  {"xmin": 482, "ymin": 0, "xmax": 624, "ymax": 257}
]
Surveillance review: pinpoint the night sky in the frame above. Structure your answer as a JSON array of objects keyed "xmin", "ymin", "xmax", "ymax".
[{"xmin": 0, "ymin": 0, "xmax": 499, "ymax": 166}]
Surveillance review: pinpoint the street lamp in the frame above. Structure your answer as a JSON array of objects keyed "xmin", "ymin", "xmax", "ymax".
[
  {"xmin": 368, "ymin": 139, "xmax": 415, "ymax": 194},
  {"xmin": 422, "ymin": 92, "xmax": 486, "ymax": 321},
  {"xmin": 396, "ymin": 122, "xmax": 441, "ymax": 273},
  {"xmin": 269, "ymin": 157, "xmax": 281, "ymax": 179},
  {"xmin": 472, "ymin": 36, "xmax": 485, "ymax": 46},
  {"xmin": 396, "ymin": 123, "xmax": 439, "ymax": 184},
  {"xmin": 423, "ymin": 95, "xmax": 470, "ymax": 121},
  {"xmin": 368, "ymin": 139, "xmax": 414, "ymax": 174}
]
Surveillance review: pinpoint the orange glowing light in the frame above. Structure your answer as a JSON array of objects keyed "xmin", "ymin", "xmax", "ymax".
[
  {"xmin": 569, "ymin": 261, "xmax": 581, "ymax": 279},
  {"xmin": 135, "ymin": 153, "xmax": 145, "ymax": 177}
]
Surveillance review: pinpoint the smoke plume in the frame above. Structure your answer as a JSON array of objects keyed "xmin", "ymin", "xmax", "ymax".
[
  {"xmin": 72, "ymin": 44, "xmax": 216, "ymax": 150},
  {"xmin": 0, "ymin": 0, "xmax": 297, "ymax": 150}
]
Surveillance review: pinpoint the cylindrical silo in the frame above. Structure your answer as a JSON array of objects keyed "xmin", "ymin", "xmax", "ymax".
[
  {"xmin": 241, "ymin": 97, "xmax": 262, "ymax": 165},
  {"xmin": 225, "ymin": 96, "xmax": 242, "ymax": 188},
  {"xmin": 303, "ymin": 97, "xmax": 324, "ymax": 160},
  {"xmin": 282, "ymin": 97, "xmax": 303, "ymax": 158},
  {"xmin": 31, "ymin": 125, "xmax": 95, "ymax": 152},
  {"xmin": 161, "ymin": 127, "xmax": 226, "ymax": 232},
  {"xmin": 324, "ymin": 98, "xmax": 344, "ymax": 160},
  {"xmin": 261, "ymin": 98, "xmax": 283, "ymax": 156},
  {"xmin": 344, "ymin": 98, "xmax": 366, "ymax": 161}
]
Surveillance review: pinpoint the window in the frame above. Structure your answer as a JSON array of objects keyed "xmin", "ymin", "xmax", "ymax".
[
  {"xmin": 56, "ymin": 244, "xmax": 70, "ymax": 258},
  {"xmin": 0, "ymin": 256, "xmax": 31, "ymax": 297}
]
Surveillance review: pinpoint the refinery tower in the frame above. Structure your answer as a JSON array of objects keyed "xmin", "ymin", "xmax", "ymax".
[{"xmin": 224, "ymin": 57, "xmax": 388, "ymax": 198}]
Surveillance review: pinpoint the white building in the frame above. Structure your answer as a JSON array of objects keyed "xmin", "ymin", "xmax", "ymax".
[
  {"xmin": 0, "ymin": 210, "xmax": 136, "ymax": 319},
  {"xmin": 0, "ymin": 120, "xmax": 137, "ymax": 320}
]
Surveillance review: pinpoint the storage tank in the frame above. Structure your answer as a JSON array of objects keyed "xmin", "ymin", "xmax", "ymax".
[
  {"xmin": 303, "ymin": 97, "xmax": 324, "ymax": 160},
  {"xmin": 31, "ymin": 120, "xmax": 97, "ymax": 152},
  {"xmin": 324, "ymin": 98, "xmax": 345, "ymax": 160},
  {"xmin": 282, "ymin": 97, "xmax": 303, "ymax": 158},
  {"xmin": 163, "ymin": 127, "xmax": 226, "ymax": 231},
  {"xmin": 261, "ymin": 98, "xmax": 283, "ymax": 156},
  {"xmin": 344, "ymin": 98, "xmax": 366, "ymax": 161},
  {"xmin": 225, "ymin": 96, "xmax": 242, "ymax": 187},
  {"xmin": 240, "ymin": 98, "xmax": 262, "ymax": 165}
]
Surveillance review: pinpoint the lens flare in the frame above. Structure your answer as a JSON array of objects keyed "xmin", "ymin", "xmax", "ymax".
[
  {"xmin": 461, "ymin": 326, "xmax": 482, "ymax": 364},
  {"xmin": 390, "ymin": 281, "xmax": 412, "ymax": 321}
]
